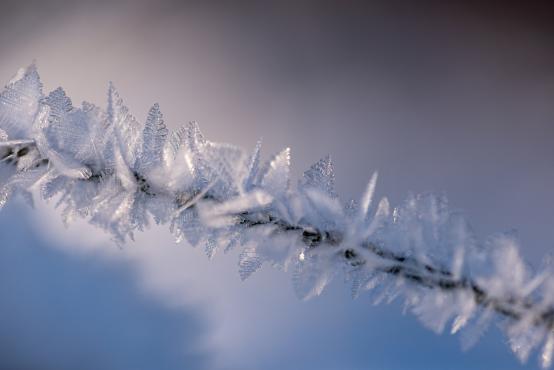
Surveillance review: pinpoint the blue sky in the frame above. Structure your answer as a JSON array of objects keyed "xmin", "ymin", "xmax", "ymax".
[{"xmin": 1, "ymin": 1, "xmax": 553, "ymax": 369}]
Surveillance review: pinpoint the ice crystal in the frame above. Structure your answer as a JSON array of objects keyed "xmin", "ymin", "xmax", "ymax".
[{"xmin": 1, "ymin": 64, "xmax": 554, "ymax": 367}]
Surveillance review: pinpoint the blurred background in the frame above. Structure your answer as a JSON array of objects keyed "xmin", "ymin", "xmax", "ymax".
[{"xmin": 1, "ymin": 0, "xmax": 554, "ymax": 369}]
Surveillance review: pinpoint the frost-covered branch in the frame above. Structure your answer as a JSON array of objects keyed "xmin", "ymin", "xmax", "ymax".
[{"xmin": 1, "ymin": 64, "xmax": 554, "ymax": 367}]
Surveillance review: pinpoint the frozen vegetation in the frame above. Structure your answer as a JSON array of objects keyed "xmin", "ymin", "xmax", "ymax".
[{"xmin": 1, "ymin": 64, "xmax": 554, "ymax": 367}]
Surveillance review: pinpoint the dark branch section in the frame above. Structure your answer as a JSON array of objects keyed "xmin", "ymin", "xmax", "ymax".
[
  {"xmin": 236, "ymin": 209, "xmax": 554, "ymax": 332},
  {"xmin": 0, "ymin": 142, "xmax": 48, "ymax": 169},
  {"xmin": 134, "ymin": 172, "xmax": 155, "ymax": 196}
]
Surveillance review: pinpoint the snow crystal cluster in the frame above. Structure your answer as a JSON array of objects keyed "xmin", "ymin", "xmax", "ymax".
[{"xmin": 1, "ymin": 64, "xmax": 554, "ymax": 367}]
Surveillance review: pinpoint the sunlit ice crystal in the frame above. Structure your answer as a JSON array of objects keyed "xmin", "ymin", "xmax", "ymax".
[{"xmin": 0, "ymin": 64, "xmax": 553, "ymax": 368}]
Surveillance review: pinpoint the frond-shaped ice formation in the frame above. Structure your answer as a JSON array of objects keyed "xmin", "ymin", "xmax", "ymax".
[{"xmin": 1, "ymin": 64, "xmax": 554, "ymax": 367}]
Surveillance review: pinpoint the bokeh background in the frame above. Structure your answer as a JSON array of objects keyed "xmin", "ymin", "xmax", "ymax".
[{"xmin": 1, "ymin": 1, "xmax": 554, "ymax": 369}]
